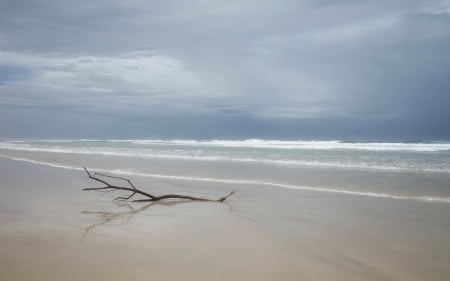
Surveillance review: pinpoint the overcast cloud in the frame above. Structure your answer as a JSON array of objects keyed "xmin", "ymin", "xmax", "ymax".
[{"xmin": 0, "ymin": 0, "xmax": 449, "ymax": 139}]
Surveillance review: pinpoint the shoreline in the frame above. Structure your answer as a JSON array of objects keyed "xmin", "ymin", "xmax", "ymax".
[
  {"xmin": 1, "ymin": 156, "xmax": 450, "ymax": 280},
  {"xmin": 1, "ymin": 150, "xmax": 450, "ymax": 204}
]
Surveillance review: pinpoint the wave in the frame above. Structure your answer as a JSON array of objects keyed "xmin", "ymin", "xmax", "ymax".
[
  {"xmin": 2, "ymin": 154, "xmax": 450, "ymax": 204},
  {"xmin": 4, "ymin": 139, "xmax": 450, "ymax": 152},
  {"xmin": 120, "ymin": 139, "xmax": 450, "ymax": 152},
  {"xmin": 1, "ymin": 142, "xmax": 449, "ymax": 173},
  {"xmin": 1, "ymin": 141, "xmax": 450, "ymax": 174}
]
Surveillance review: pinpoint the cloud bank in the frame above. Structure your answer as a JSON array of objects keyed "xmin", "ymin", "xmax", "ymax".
[{"xmin": 1, "ymin": 0, "xmax": 449, "ymax": 139}]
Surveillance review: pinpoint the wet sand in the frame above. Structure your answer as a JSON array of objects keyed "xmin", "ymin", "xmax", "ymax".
[{"xmin": 1, "ymin": 157, "xmax": 450, "ymax": 280}]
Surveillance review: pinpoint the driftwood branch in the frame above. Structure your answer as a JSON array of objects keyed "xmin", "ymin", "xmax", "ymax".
[{"xmin": 83, "ymin": 167, "xmax": 235, "ymax": 202}]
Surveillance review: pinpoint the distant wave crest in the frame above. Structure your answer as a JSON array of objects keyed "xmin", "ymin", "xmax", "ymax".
[
  {"xmin": 4, "ymin": 139, "xmax": 450, "ymax": 151},
  {"xmin": 1, "ymin": 139, "xmax": 450, "ymax": 173},
  {"xmin": 117, "ymin": 139, "xmax": 450, "ymax": 152}
]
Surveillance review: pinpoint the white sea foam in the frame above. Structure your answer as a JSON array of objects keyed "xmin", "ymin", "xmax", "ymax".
[
  {"xmin": 2, "ymin": 154, "xmax": 450, "ymax": 204},
  {"xmin": 5, "ymin": 139, "xmax": 450, "ymax": 151},
  {"xmin": 1, "ymin": 140, "xmax": 450, "ymax": 174},
  {"xmin": 124, "ymin": 139, "xmax": 450, "ymax": 152},
  {"xmin": 0, "ymin": 154, "xmax": 84, "ymax": 171}
]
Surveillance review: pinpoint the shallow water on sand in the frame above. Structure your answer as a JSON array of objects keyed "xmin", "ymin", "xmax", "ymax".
[{"xmin": 1, "ymin": 145, "xmax": 450, "ymax": 203}]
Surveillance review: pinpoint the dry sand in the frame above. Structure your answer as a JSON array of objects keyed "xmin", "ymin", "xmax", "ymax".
[{"xmin": 1, "ymin": 157, "xmax": 450, "ymax": 281}]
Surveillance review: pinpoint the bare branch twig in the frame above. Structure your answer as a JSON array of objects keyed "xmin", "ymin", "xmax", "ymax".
[{"xmin": 83, "ymin": 167, "xmax": 235, "ymax": 203}]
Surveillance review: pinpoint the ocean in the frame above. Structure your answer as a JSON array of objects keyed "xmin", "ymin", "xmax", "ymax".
[{"xmin": 1, "ymin": 139, "xmax": 450, "ymax": 203}]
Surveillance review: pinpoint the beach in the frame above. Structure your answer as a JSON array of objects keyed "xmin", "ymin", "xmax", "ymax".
[
  {"xmin": 2, "ymin": 0, "xmax": 450, "ymax": 279},
  {"xmin": 2, "ymin": 0, "xmax": 449, "ymax": 279},
  {"xmin": 1, "ymin": 150, "xmax": 450, "ymax": 281}
]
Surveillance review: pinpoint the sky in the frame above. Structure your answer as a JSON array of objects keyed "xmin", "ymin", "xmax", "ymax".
[{"xmin": 0, "ymin": 0, "xmax": 449, "ymax": 140}]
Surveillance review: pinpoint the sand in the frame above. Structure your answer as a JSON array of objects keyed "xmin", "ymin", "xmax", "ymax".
[{"xmin": 1, "ymin": 157, "xmax": 450, "ymax": 281}]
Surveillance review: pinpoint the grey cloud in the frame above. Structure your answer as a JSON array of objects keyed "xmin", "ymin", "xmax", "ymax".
[{"xmin": 0, "ymin": 0, "xmax": 449, "ymax": 139}]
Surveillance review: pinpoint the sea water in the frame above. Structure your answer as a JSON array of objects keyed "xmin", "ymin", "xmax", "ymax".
[{"xmin": 1, "ymin": 139, "xmax": 449, "ymax": 203}]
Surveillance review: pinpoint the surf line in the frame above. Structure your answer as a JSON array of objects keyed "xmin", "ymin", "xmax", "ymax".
[{"xmin": 2, "ymin": 154, "xmax": 449, "ymax": 204}]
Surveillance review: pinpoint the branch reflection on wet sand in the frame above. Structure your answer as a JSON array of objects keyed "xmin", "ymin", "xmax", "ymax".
[{"xmin": 80, "ymin": 200, "xmax": 232, "ymax": 242}]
